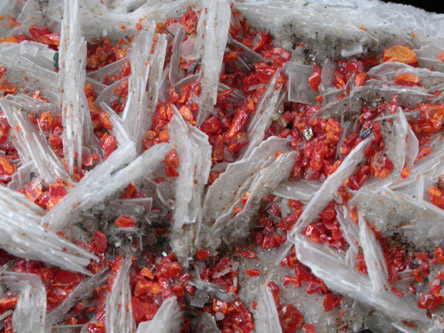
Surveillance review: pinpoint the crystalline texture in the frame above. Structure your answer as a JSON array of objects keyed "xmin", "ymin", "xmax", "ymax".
[
  {"xmin": 0, "ymin": 186, "xmax": 96, "ymax": 274},
  {"xmin": 44, "ymin": 142, "xmax": 170, "ymax": 231},
  {"xmin": 290, "ymin": 137, "xmax": 372, "ymax": 236},
  {"xmin": 0, "ymin": 272, "xmax": 46, "ymax": 333},
  {"xmin": 198, "ymin": 312, "xmax": 221, "ymax": 333},
  {"xmin": 242, "ymin": 72, "xmax": 282, "ymax": 158},
  {"xmin": 368, "ymin": 61, "xmax": 444, "ymax": 90},
  {"xmin": 294, "ymin": 236, "xmax": 427, "ymax": 322},
  {"xmin": 1, "ymin": 0, "xmax": 444, "ymax": 330},
  {"xmin": 236, "ymin": 1, "xmax": 444, "ymax": 60},
  {"xmin": 7, "ymin": 161, "xmax": 34, "ymax": 191},
  {"xmin": 168, "ymin": 108, "xmax": 211, "ymax": 260},
  {"xmin": 122, "ymin": 23, "xmax": 167, "ymax": 153},
  {"xmin": 95, "ymin": 77, "xmax": 127, "ymax": 109},
  {"xmin": 0, "ymin": 42, "xmax": 58, "ymax": 102},
  {"xmin": 381, "ymin": 107, "xmax": 408, "ymax": 174},
  {"xmin": 286, "ymin": 62, "xmax": 318, "ymax": 105},
  {"xmin": 0, "ymin": 1, "xmax": 22, "ymax": 36},
  {"xmin": 136, "ymin": 296, "xmax": 182, "ymax": 333},
  {"xmin": 46, "ymin": 270, "xmax": 108, "ymax": 329},
  {"xmin": 43, "ymin": 141, "xmax": 136, "ymax": 230},
  {"xmin": 77, "ymin": 0, "xmax": 189, "ymax": 41},
  {"xmin": 353, "ymin": 187, "xmax": 444, "ymax": 249},
  {"xmin": 169, "ymin": 27, "xmax": 186, "ymax": 87},
  {"xmin": 168, "ymin": 108, "xmax": 211, "ymax": 229},
  {"xmin": 0, "ymin": 41, "xmax": 55, "ymax": 72},
  {"xmin": 254, "ymin": 286, "xmax": 283, "ymax": 333},
  {"xmin": 59, "ymin": 0, "xmax": 97, "ymax": 175},
  {"xmin": 195, "ymin": 0, "xmax": 231, "ymax": 125},
  {"xmin": 272, "ymin": 180, "xmax": 320, "ymax": 202},
  {"xmin": 358, "ymin": 211, "xmax": 389, "ymax": 293},
  {"xmin": 203, "ymin": 137, "xmax": 291, "ymax": 223},
  {"xmin": 5, "ymin": 94, "xmax": 60, "ymax": 115},
  {"xmin": 100, "ymin": 103, "xmax": 133, "ymax": 146},
  {"xmin": 87, "ymin": 57, "xmax": 128, "ymax": 83},
  {"xmin": 211, "ymin": 150, "xmax": 296, "ymax": 246},
  {"xmin": 202, "ymin": 138, "xmax": 292, "ymax": 250},
  {"xmin": 0, "ymin": 100, "xmax": 69, "ymax": 184},
  {"xmin": 336, "ymin": 206, "xmax": 360, "ymax": 268},
  {"xmin": 106, "ymin": 256, "xmax": 135, "ymax": 333},
  {"xmin": 143, "ymin": 34, "xmax": 167, "ymax": 141}
]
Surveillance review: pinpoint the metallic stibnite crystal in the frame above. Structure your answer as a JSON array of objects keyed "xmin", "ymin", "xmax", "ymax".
[
  {"xmin": 359, "ymin": 126, "xmax": 373, "ymax": 139},
  {"xmin": 187, "ymin": 58, "xmax": 201, "ymax": 74},
  {"xmin": 303, "ymin": 127, "xmax": 313, "ymax": 141}
]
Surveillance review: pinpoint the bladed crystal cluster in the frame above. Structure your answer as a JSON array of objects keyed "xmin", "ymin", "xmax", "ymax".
[{"xmin": 0, "ymin": 0, "xmax": 444, "ymax": 332}]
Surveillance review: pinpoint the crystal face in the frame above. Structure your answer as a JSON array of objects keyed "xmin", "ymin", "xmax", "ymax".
[{"xmin": 0, "ymin": 0, "xmax": 444, "ymax": 332}]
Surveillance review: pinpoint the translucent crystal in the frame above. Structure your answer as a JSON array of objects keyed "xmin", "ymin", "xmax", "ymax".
[
  {"xmin": 169, "ymin": 108, "xmax": 211, "ymax": 229},
  {"xmin": 286, "ymin": 62, "xmax": 318, "ymax": 105},
  {"xmin": 169, "ymin": 27, "xmax": 186, "ymax": 87},
  {"xmin": 272, "ymin": 180, "xmax": 320, "ymax": 202},
  {"xmin": 242, "ymin": 72, "xmax": 282, "ymax": 158},
  {"xmin": 1, "ymin": 272, "xmax": 47, "ymax": 333},
  {"xmin": 105, "ymin": 256, "xmax": 135, "ymax": 333},
  {"xmin": 78, "ymin": 0, "xmax": 189, "ymax": 41},
  {"xmin": 87, "ymin": 57, "xmax": 128, "ymax": 83},
  {"xmin": 44, "ymin": 142, "xmax": 169, "ymax": 231},
  {"xmin": 358, "ymin": 211, "xmax": 389, "ymax": 293},
  {"xmin": 203, "ymin": 137, "xmax": 290, "ymax": 224},
  {"xmin": 294, "ymin": 236, "xmax": 427, "ymax": 322},
  {"xmin": 5, "ymin": 94, "xmax": 60, "ymax": 115},
  {"xmin": 198, "ymin": 312, "xmax": 221, "ymax": 333},
  {"xmin": 46, "ymin": 270, "xmax": 108, "ymax": 329},
  {"xmin": 122, "ymin": 23, "xmax": 167, "ymax": 153},
  {"xmin": 59, "ymin": 0, "xmax": 97, "ymax": 175},
  {"xmin": 290, "ymin": 137, "xmax": 372, "ymax": 236},
  {"xmin": 210, "ymin": 150, "xmax": 295, "ymax": 248},
  {"xmin": 0, "ymin": 186, "xmax": 96, "ymax": 274},
  {"xmin": 236, "ymin": 1, "xmax": 444, "ymax": 60},
  {"xmin": 195, "ymin": 0, "xmax": 231, "ymax": 125},
  {"xmin": 1, "ymin": 0, "xmax": 444, "ymax": 330},
  {"xmin": 168, "ymin": 108, "xmax": 211, "ymax": 260},
  {"xmin": 0, "ymin": 100, "xmax": 69, "ymax": 184},
  {"xmin": 136, "ymin": 297, "xmax": 182, "ymax": 333},
  {"xmin": 0, "ymin": 43, "xmax": 58, "ymax": 103},
  {"xmin": 254, "ymin": 287, "xmax": 283, "ymax": 333}
]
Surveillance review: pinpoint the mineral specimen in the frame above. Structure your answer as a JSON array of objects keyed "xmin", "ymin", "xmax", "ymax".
[{"xmin": 0, "ymin": 0, "xmax": 444, "ymax": 332}]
